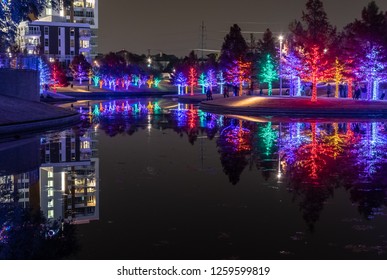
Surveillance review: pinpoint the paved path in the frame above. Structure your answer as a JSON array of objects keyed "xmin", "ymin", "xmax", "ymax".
[
  {"xmin": 197, "ymin": 95, "xmax": 387, "ymax": 118},
  {"xmin": 0, "ymin": 95, "xmax": 80, "ymax": 136}
]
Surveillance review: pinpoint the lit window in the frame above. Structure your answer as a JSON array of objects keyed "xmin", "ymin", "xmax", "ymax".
[
  {"xmin": 48, "ymin": 199, "xmax": 54, "ymax": 208},
  {"xmin": 48, "ymin": 189, "xmax": 54, "ymax": 197},
  {"xmin": 48, "ymin": 210, "xmax": 54, "ymax": 219}
]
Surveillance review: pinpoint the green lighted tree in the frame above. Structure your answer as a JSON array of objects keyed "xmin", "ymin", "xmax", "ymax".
[{"xmin": 259, "ymin": 54, "xmax": 278, "ymax": 95}]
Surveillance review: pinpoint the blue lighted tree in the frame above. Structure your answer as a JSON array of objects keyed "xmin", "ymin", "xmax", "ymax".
[{"xmin": 38, "ymin": 56, "xmax": 51, "ymax": 93}]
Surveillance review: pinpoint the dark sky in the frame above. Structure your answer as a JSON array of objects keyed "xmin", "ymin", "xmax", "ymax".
[{"xmin": 99, "ymin": 0, "xmax": 387, "ymax": 57}]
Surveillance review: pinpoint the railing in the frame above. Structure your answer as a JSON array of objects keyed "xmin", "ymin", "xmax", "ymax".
[{"xmin": 0, "ymin": 54, "xmax": 39, "ymax": 70}]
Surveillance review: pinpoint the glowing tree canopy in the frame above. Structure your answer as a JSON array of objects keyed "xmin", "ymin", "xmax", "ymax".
[
  {"xmin": 206, "ymin": 69, "xmax": 217, "ymax": 91},
  {"xmin": 226, "ymin": 59, "xmax": 251, "ymax": 96},
  {"xmin": 70, "ymin": 54, "xmax": 91, "ymax": 84},
  {"xmin": 217, "ymin": 70, "xmax": 226, "ymax": 95},
  {"xmin": 51, "ymin": 60, "xmax": 68, "ymax": 88},
  {"xmin": 356, "ymin": 43, "xmax": 387, "ymax": 100},
  {"xmin": 333, "ymin": 58, "xmax": 344, "ymax": 98},
  {"xmin": 174, "ymin": 72, "xmax": 187, "ymax": 95},
  {"xmin": 38, "ymin": 57, "xmax": 51, "ymax": 93},
  {"xmin": 281, "ymin": 50, "xmax": 303, "ymax": 96},
  {"xmin": 188, "ymin": 67, "xmax": 197, "ymax": 95},
  {"xmin": 198, "ymin": 73, "xmax": 207, "ymax": 94},
  {"xmin": 289, "ymin": 0, "xmax": 336, "ymax": 102},
  {"xmin": 259, "ymin": 54, "xmax": 278, "ymax": 96}
]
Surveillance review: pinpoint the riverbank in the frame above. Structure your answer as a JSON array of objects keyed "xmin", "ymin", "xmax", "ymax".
[
  {"xmin": 199, "ymin": 95, "xmax": 387, "ymax": 118},
  {"xmin": 0, "ymin": 94, "xmax": 80, "ymax": 137}
]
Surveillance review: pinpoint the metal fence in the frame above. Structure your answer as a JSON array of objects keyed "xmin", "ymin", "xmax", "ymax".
[{"xmin": 0, "ymin": 54, "xmax": 39, "ymax": 70}]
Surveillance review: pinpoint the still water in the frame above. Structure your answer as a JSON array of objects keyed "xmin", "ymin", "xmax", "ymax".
[{"xmin": 1, "ymin": 98, "xmax": 387, "ymax": 259}]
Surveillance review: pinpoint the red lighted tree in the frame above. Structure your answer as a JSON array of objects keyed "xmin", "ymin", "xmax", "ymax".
[
  {"xmin": 51, "ymin": 60, "xmax": 68, "ymax": 87},
  {"xmin": 188, "ymin": 67, "xmax": 197, "ymax": 95},
  {"xmin": 289, "ymin": 0, "xmax": 336, "ymax": 102}
]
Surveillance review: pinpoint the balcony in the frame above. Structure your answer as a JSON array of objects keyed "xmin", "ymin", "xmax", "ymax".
[{"xmin": 24, "ymin": 30, "xmax": 41, "ymax": 37}]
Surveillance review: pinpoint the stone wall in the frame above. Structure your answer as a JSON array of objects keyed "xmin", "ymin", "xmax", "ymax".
[{"xmin": 0, "ymin": 69, "xmax": 39, "ymax": 102}]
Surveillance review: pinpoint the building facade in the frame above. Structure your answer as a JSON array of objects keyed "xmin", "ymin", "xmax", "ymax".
[
  {"xmin": 39, "ymin": 126, "xmax": 99, "ymax": 224},
  {"xmin": 17, "ymin": 20, "xmax": 91, "ymax": 64},
  {"xmin": 68, "ymin": 0, "xmax": 99, "ymax": 58}
]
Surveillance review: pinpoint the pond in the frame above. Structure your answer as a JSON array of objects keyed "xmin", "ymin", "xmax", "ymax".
[{"xmin": 1, "ymin": 98, "xmax": 387, "ymax": 260}]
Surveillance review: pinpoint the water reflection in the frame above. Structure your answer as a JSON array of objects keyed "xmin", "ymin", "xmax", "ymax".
[
  {"xmin": 2, "ymin": 100, "xmax": 387, "ymax": 259},
  {"xmin": 0, "ymin": 122, "xmax": 99, "ymax": 259},
  {"xmin": 91, "ymin": 104, "xmax": 387, "ymax": 232}
]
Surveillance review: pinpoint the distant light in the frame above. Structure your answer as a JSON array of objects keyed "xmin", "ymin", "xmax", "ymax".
[{"xmin": 279, "ymin": 35, "xmax": 284, "ymax": 42}]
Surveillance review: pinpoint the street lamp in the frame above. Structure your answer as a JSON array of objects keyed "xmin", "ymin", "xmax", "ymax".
[{"xmin": 279, "ymin": 35, "xmax": 284, "ymax": 96}]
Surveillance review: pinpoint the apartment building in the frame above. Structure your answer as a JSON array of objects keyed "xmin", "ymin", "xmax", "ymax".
[
  {"xmin": 40, "ymin": 127, "xmax": 99, "ymax": 224},
  {"xmin": 17, "ymin": 20, "xmax": 91, "ymax": 64},
  {"xmin": 68, "ymin": 0, "xmax": 99, "ymax": 58}
]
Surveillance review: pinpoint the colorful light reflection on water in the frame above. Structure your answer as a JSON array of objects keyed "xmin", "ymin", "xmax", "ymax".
[{"xmin": 2, "ymin": 100, "xmax": 387, "ymax": 259}]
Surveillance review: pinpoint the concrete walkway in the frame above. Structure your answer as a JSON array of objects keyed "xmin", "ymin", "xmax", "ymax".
[
  {"xmin": 0, "ymin": 94, "xmax": 80, "ymax": 136},
  {"xmin": 198, "ymin": 95, "xmax": 387, "ymax": 118}
]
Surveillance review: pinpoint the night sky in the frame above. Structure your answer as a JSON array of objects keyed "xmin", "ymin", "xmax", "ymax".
[{"xmin": 99, "ymin": 0, "xmax": 387, "ymax": 57}]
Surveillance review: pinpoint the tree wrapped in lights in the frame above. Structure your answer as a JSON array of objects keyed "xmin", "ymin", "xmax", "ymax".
[
  {"xmin": 153, "ymin": 77, "xmax": 161, "ymax": 88},
  {"xmin": 259, "ymin": 54, "xmax": 278, "ymax": 96},
  {"xmin": 198, "ymin": 73, "xmax": 207, "ymax": 94},
  {"xmin": 173, "ymin": 72, "xmax": 187, "ymax": 95},
  {"xmin": 206, "ymin": 69, "xmax": 217, "ymax": 92},
  {"xmin": 146, "ymin": 75, "xmax": 154, "ymax": 88},
  {"xmin": 342, "ymin": 2, "xmax": 387, "ymax": 100},
  {"xmin": 38, "ymin": 56, "xmax": 51, "ymax": 93},
  {"xmin": 332, "ymin": 58, "xmax": 344, "ymax": 98},
  {"xmin": 188, "ymin": 67, "xmax": 197, "ymax": 95},
  {"xmin": 356, "ymin": 44, "xmax": 387, "ymax": 100},
  {"xmin": 69, "ymin": 54, "xmax": 91, "ymax": 84},
  {"xmin": 289, "ymin": 0, "xmax": 336, "ymax": 102},
  {"xmin": 217, "ymin": 71, "xmax": 226, "ymax": 95},
  {"xmin": 281, "ymin": 50, "xmax": 303, "ymax": 96},
  {"xmin": 226, "ymin": 59, "xmax": 251, "ymax": 96},
  {"xmin": 51, "ymin": 60, "xmax": 68, "ymax": 88}
]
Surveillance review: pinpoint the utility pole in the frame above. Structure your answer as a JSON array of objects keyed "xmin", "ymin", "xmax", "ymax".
[{"xmin": 201, "ymin": 21, "xmax": 205, "ymax": 65}]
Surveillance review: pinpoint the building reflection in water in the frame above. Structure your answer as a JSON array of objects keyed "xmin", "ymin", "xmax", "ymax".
[{"xmin": 39, "ymin": 125, "xmax": 99, "ymax": 224}]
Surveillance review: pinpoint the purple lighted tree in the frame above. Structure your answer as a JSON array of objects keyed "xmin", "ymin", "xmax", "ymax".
[
  {"xmin": 70, "ymin": 54, "xmax": 91, "ymax": 85},
  {"xmin": 206, "ymin": 69, "xmax": 217, "ymax": 92},
  {"xmin": 281, "ymin": 50, "xmax": 302, "ymax": 96},
  {"xmin": 174, "ymin": 72, "xmax": 187, "ymax": 95}
]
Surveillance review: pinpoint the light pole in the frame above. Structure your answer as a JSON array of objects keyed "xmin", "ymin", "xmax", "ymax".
[{"xmin": 279, "ymin": 35, "xmax": 283, "ymax": 96}]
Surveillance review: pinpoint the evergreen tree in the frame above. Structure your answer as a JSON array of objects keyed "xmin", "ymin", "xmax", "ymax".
[
  {"xmin": 219, "ymin": 24, "xmax": 248, "ymax": 69},
  {"xmin": 343, "ymin": 1, "xmax": 387, "ymax": 100},
  {"xmin": 258, "ymin": 28, "xmax": 277, "ymax": 59},
  {"xmin": 289, "ymin": 0, "xmax": 336, "ymax": 102}
]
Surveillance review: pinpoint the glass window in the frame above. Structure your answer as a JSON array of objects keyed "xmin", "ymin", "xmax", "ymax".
[
  {"xmin": 44, "ymin": 26, "xmax": 49, "ymax": 35},
  {"xmin": 48, "ymin": 189, "xmax": 54, "ymax": 197},
  {"xmin": 48, "ymin": 199, "xmax": 54, "ymax": 208},
  {"xmin": 48, "ymin": 210, "xmax": 54, "ymax": 219}
]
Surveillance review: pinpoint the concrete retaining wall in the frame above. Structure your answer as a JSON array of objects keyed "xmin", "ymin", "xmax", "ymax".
[{"xmin": 0, "ymin": 69, "xmax": 39, "ymax": 102}]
